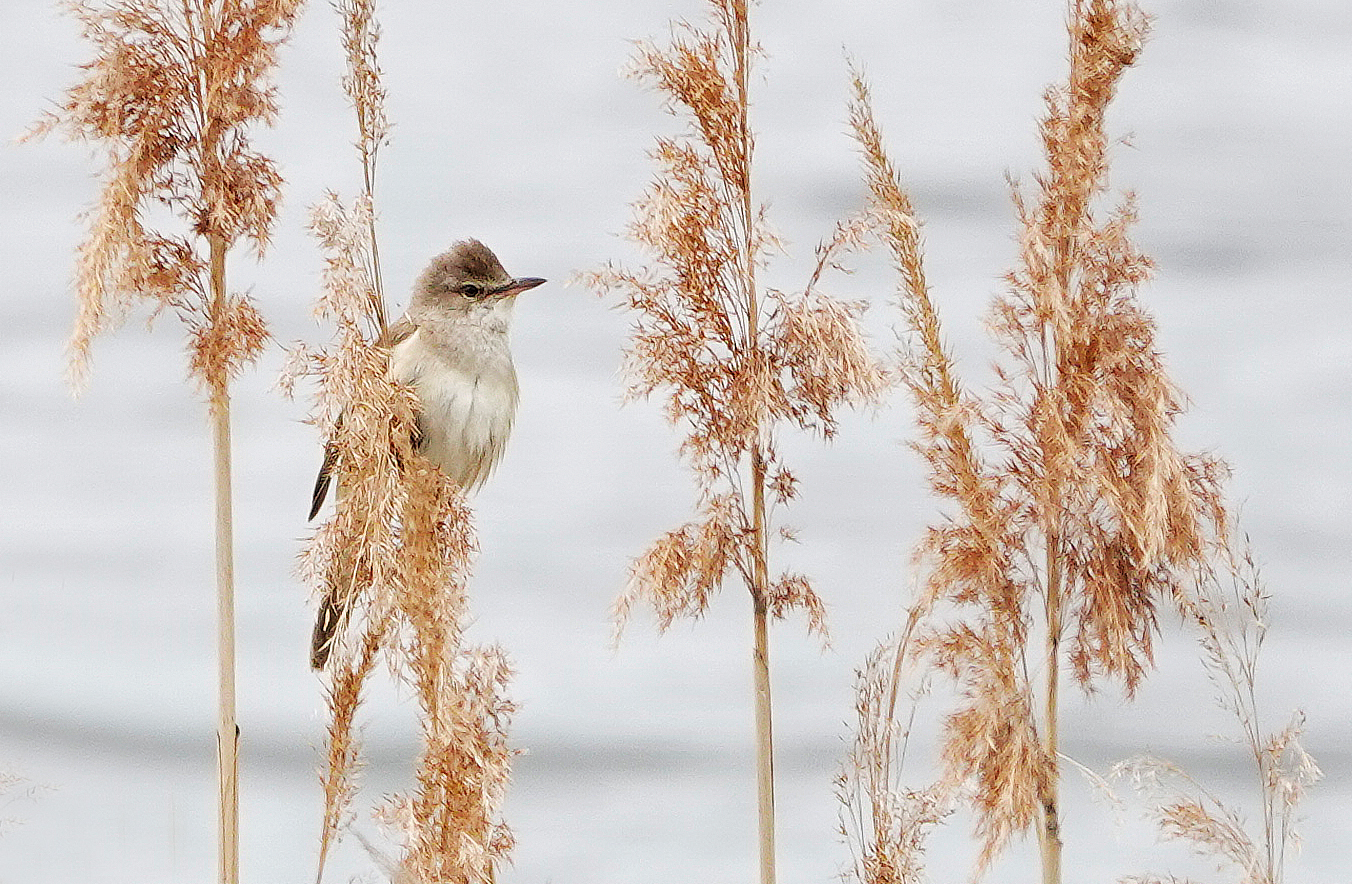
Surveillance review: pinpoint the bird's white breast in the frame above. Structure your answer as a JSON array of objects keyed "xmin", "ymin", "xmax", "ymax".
[{"xmin": 388, "ymin": 314, "xmax": 519, "ymax": 492}]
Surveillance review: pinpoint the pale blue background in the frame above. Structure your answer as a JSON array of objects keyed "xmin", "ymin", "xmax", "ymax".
[{"xmin": 2, "ymin": 1, "xmax": 1348, "ymax": 882}]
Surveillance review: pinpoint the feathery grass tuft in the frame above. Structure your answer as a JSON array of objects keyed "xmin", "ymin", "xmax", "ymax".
[
  {"xmin": 31, "ymin": 0, "xmax": 297, "ymax": 389},
  {"xmin": 337, "ymin": 0, "xmax": 390, "ymax": 326},
  {"xmin": 837, "ymin": 640, "xmax": 949, "ymax": 884},
  {"xmin": 1115, "ymin": 544, "xmax": 1321, "ymax": 884}
]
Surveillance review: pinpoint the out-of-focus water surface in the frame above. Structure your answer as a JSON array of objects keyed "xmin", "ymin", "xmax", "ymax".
[{"xmin": 2, "ymin": 1, "xmax": 1348, "ymax": 882}]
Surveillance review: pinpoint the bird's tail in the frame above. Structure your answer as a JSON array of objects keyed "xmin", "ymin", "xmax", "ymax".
[{"xmin": 310, "ymin": 588, "xmax": 348, "ymax": 670}]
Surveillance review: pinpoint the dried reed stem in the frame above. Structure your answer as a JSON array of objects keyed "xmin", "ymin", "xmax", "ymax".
[
  {"xmin": 288, "ymin": 4, "xmax": 518, "ymax": 881},
  {"xmin": 730, "ymin": 0, "xmax": 777, "ymax": 872},
  {"xmin": 752, "ymin": 579, "xmax": 776, "ymax": 884},
  {"xmin": 591, "ymin": 3, "xmax": 886, "ymax": 882},
  {"xmin": 33, "ymin": 2, "xmax": 299, "ymax": 881},
  {"xmin": 838, "ymin": 72, "xmax": 961, "ymax": 884},
  {"xmin": 846, "ymin": 1, "xmax": 1230, "ymax": 878},
  {"xmin": 339, "ymin": 0, "xmax": 391, "ymax": 327},
  {"xmin": 314, "ymin": 614, "xmax": 388, "ymax": 882},
  {"xmin": 297, "ymin": 192, "xmax": 409, "ymax": 883},
  {"xmin": 208, "ymin": 230, "xmax": 240, "ymax": 884},
  {"xmin": 297, "ymin": 5, "xmax": 396, "ymax": 873},
  {"xmin": 1040, "ymin": 532, "xmax": 1063, "ymax": 884}
]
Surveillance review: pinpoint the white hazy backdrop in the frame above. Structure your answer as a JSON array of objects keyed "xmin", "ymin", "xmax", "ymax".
[{"xmin": 2, "ymin": 1, "xmax": 1348, "ymax": 882}]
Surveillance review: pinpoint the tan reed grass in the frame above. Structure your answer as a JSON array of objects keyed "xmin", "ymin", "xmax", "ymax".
[
  {"xmin": 31, "ymin": 1, "xmax": 302, "ymax": 880},
  {"xmin": 1114, "ymin": 542, "xmax": 1321, "ymax": 884},
  {"xmin": 839, "ymin": 2, "xmax": 1233, "ymax": 881},
  {"xmin": 338, "ymin": 0, "xmax": 390, "ymax": 328},
  {"xmin": 282, "ymin": 3, "xmax": 518, "ymax": 881},
  {"xmin": 587, "ymin": 3, "xmax": 888, "ymax": 883},
  {"xmin": 836, "ymin": 639, "xmax": 949, "ymax": 884}
]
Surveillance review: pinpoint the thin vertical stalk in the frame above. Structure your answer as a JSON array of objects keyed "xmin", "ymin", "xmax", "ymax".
[
  {"xmin": 728, "ymin": 1, "xmax": 775, "ymax": 880},
  {"xmin": 1039, "ymin": 531, "xmax": 1063, "ymax": 884},
  {"xmin": 599, "ymin": 0, "xmax": 881, "ymax": 878},
  {"xmin": 1036, "ymin": 73, "xmax": 1073, "ymax": 874},
  {"xmin": 40, "ymin": 0, "xmax": 297, "ymax": 874},
  {"xmin": 209, "ymin": 230, "xmax": 240, "ymax": 884},
  {"xmin": 751, "ymin": 450, "xmax": 775, "ymax": 884}
]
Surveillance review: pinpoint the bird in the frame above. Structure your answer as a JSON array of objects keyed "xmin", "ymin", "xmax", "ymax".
[{"xmin": 307, "ymin": 239, "xmax": 545, "ymax": 670}]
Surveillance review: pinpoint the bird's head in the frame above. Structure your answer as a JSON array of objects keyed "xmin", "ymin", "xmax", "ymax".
[{"xmin": 412, "ymin": 239, "xmax": 545, "ymax": 314}]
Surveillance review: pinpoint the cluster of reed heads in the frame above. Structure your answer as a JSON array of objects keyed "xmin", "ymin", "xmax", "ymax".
[
  {"xmin": 32, "ymin": 1, "xmax": 299, "ymax": 880},
  {"xmin": 38, "ymin": 0, "xmax": 515, "ymax": 882},
  {"xmin": 35, "ymin": 0, "xmax": 1316, "ymax": 882},
  {"xmin": 598, "ymin": 1, "xmax": 1318, "ymax": 883},
  {"xmin": 833, "ymin": 3, "xmax": 1319, "ymax": 882}
]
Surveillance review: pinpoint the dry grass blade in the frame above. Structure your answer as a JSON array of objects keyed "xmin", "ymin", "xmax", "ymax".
[
  {"xmin": 836, "ymin": 639, "xmax": 949, "ymax": 884},
  {"xmin": 314, "ymin": 616, "xmax": 390, "ymax": 877},
  {"xmin": 1114, "ymin": 545, "xmax": 1321, "ymax": 884}
]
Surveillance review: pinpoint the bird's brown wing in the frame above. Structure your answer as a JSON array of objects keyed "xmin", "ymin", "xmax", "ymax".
[
  {"xmin": 310, "ymin": 590, "xmax": 345, "ymax": 670},
  {"xmin": 307, "ymin": 316, "xmax": 418, "ymax": 522},
  {"xmin": 308, "ymin": 315, "xmax": 422, "ymax": 669},
  {"xmin": 308, "ymin": 432, "xmax": 341, "ymax": 521}
]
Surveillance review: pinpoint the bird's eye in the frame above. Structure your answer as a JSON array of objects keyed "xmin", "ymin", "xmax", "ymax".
[{"xmin": 459, "ymin": 283, "xmax": 485, "ymax": 299}]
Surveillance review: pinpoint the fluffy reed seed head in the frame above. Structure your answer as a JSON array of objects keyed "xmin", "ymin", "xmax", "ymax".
[
  {"xmin": 588, "ymin": 0, "xmax": 887, "ymax": 638},
  {"xmin": 32, "ymin": 0, "xmax": 302, "ymax": 390}
]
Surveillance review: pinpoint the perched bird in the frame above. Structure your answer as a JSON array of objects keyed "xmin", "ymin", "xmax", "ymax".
[{"xmin": 308, "ymin": 239, "xmax": 545, "ymax": 669}]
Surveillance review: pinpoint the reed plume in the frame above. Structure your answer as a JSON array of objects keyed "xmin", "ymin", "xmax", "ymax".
[
  {"xmin": 842, "ymin": 2, "xmax": 1229, "ymax": 880},
  {"xmin": 588, "ymin": 3, "xmax": 887, "ymax": 882},
  {"xmin": 31, "ymin": 1, "xmax": 302, "ymax": 880},
  {"xmin": 836, "ymin": 639, "xmax": 948, "ymax": 884},
  {"xmin": 282, "ymin": 3, "xmax": 517, "ymax": 880},
  {"xmin": 338, "ymin": 0, "xmax": 390, "ymax": 326},
  {"xmin": 1115, "ymin": 544, "xmax": 1321, "ymax": 884}
]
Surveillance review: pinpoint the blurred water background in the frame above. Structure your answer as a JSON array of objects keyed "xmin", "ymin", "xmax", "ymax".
[{"xmin": 2, "ymin": 1, "xmax": 1348, "ymax": 881}]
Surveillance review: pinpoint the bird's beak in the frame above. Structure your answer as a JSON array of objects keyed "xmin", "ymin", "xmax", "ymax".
[{"xmin": 496, "ymin": 276, "xmax": 547, "ymax": 297}]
